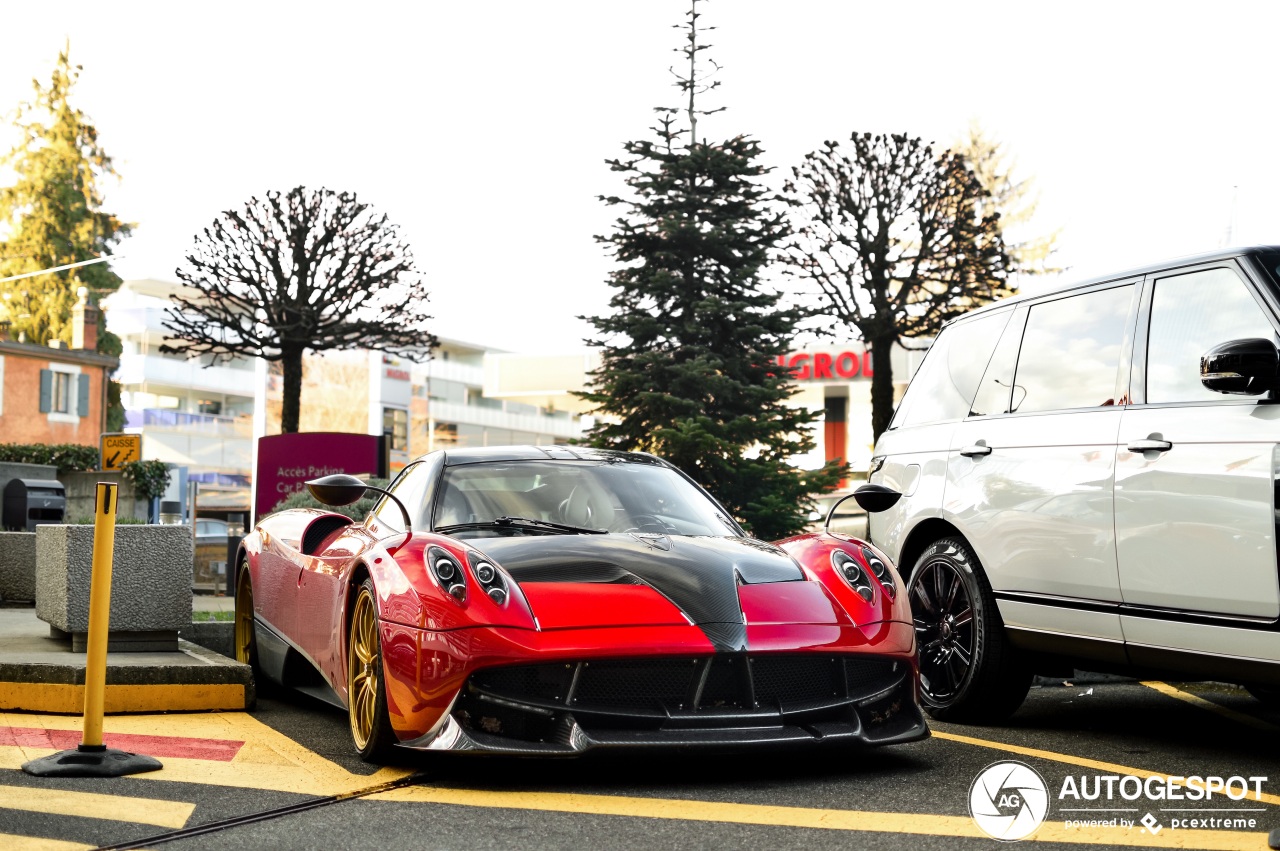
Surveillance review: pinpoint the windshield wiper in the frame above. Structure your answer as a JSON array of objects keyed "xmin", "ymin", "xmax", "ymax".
[{"xmin": 435, "ymin": 515, "xmax": 606, "ymax": 535}]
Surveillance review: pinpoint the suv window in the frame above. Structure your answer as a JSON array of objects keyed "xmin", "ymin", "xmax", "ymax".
[
  {"xmin": 969, "ymin": 307, "xmax": 1027, "ymax": 417},
  {"xmin": 1013, "ymin": 285, "xmax": 1135, "ymax": 413},
  {"xmin": 890, "ymin": 309, "xmax": 1011, "ymax": 428},
  {"xmin": 1146, "ymin": 267, "xmax": 1277, "ymax": 404}
]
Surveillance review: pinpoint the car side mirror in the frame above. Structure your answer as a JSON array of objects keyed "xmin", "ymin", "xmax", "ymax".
[
  {"xmin": 306, "ymin": 474, "xmax": 414, "ymax": 532},
  {"xmin": 823, "ymin": 483, "xmax": 903, "ymax": 533},
  {"xmin": 307, "ymin": 474, "xmax": 370, "ymax": 506},
  {"xmin": 1200, "ymin": 338, "xmax": 1280, "ymax": 396},
  {"xmin": 852, "ymin": 483, "xmax": 902, "ymax": 514}
]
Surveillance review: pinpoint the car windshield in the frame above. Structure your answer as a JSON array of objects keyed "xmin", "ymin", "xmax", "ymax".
[{"xmin": 433, "ymin": 460, "xmax": 738, "ymax": 537}]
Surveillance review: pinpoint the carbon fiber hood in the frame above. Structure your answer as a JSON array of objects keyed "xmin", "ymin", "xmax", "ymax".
[{"xmin": 474, "ymin": 534, "xmax": 804, "ymax": 652}]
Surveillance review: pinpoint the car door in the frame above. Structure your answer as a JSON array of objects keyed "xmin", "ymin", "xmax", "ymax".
[
  {"xmin": 1115, "ymin": 262, "xmax": 1280, "ymax": 622},
  {"xmin": 947, "ymin": 281, "xmax": 1140, "ymax": 643},
  {"xmin": 869, "ymin": 307, "xmax": 1013, "ymax": 563}
]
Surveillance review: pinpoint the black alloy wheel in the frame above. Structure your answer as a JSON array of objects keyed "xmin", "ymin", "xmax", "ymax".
[{"xmin": 909, "ymin": 537, "xmax": 1031, "ymax": 723}]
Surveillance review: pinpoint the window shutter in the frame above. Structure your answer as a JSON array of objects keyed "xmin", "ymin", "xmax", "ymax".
[
  {"xmin": 39, "ymin": 369, "xmax": 52, "ymax": 413},
  {"xmin": 77, "ymin": 374, "xmax": 91, "ymax": 417}
]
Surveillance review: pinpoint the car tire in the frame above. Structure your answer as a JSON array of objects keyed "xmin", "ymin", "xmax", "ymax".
[
  {"xmin": 348, "ymin": 578, "xmax": 397, "ymax": 762},
  {"xmin": 909, "ymin": 537, "xmax": 1031, "ymax": 723}
]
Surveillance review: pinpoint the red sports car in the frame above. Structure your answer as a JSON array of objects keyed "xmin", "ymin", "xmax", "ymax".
[{"xmin": 234, "ymin": 446, "xmax": 926, "ymax": 760}]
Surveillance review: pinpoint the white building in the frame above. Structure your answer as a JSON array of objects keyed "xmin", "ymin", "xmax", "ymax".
[{"xmin": 103, "ymin": 281, "xmax": 593, "ymax": 508}]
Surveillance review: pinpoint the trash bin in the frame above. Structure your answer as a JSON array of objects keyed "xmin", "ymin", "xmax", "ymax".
[{"xmin": 3, "ymin": 478, "xmax": 66, "ymax": 531}]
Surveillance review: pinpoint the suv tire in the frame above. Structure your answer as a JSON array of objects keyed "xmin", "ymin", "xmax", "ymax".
[{"xmin": 909, "ymin": 537, "xmax": 1031, "ymax": 722}]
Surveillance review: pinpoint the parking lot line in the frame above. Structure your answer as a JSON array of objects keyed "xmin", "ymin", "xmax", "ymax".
[
  {"xmin": 932, "ymin": 729, "xmax": 1280, "ymax": 807},
  {"xmin": 0, "ymin": 711, "xmax": 411, "ymax": 795},
  {"xmin": 1140, "ymin": 682, "xmax": 1279, "ymax": 733},
  {"xmin": 0, "ymin": 783, "xmax": 194, "ymax": 828},
  {"xmin": 0, "ymin": 832, "xmax": 93, "ymax": 851},
  {"xmin": 368, "ymin": 786, "xmax": 1265, "ymax": 848}
]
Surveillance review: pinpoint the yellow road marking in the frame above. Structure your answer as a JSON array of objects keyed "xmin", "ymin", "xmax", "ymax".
[
  {"xmin": 370, "ymin": 786, "xmax": 1267, "ymax": 848},
  {"xmin": 0, "ymin": 711, "xmax": 411, "ymax": 795},
  {"xmin": 0, "ymin": 833, "xmax": 92, "ymax": 851},
  {"xmin": 933, "ymin": 729, "xmax": 1280, "ymax": 807},
  {"xmin": 1141, "ymin": 681, "xmax": 1280, "ymax": 733},
  {"xmin": 0, "ymin": 784, "xmax": 193, "ymax": 828}
]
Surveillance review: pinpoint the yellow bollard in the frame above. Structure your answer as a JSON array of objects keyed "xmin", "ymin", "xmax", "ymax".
[
  {"xmin": 81, "ymin": 480, "xmax": 117, "ymax": 749},
  {"xmin": 22, "ymin": 482, "xmax": 162, "ymax": 777}
]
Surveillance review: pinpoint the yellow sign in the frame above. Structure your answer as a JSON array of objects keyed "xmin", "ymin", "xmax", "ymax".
[{"xmin": 100, "ymin": 433, "xmax": 142, "ymax": 471}]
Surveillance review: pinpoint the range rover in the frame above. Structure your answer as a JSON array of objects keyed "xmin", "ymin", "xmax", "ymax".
[{"xmin": 869, "ymin": 246, "xmax": 1280, "ymax": 721}]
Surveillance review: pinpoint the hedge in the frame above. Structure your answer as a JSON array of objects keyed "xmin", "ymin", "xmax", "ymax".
[{"xmin": 0, "ymin": 443, "xmax": 100, "ymax": 473}]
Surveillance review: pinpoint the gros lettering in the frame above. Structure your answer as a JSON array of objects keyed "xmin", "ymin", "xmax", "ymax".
[{"xmin": 776, "ymin": 350, "xmax": 873, "ymax": 381}]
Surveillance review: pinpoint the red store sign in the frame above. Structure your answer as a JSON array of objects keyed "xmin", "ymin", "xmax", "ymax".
[{"xmin": 776, "ymin": 349, "xmax": 873, "ymax": 381}]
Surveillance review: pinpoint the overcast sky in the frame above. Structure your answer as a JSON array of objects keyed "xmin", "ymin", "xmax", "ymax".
[{"xmin": 2, "ymin": 1, "xmax": 1277, "ymax": 353}]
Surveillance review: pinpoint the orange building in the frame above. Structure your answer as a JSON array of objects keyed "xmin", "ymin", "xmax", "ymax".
[{"xmin": 0, "ymin": 290, "xmax": 118, "ymax": 446}]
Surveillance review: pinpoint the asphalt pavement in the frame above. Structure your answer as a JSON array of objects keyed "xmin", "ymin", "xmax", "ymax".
[{"xmin": 4, "ymin": 677, "xmax": 1279, "ymax": 850}]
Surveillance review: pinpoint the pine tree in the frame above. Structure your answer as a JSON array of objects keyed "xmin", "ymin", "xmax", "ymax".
[
  {"xmin": 580, "ymin": 0, "xmax": 843, "ymax": 540},
  {"xmin": 0, "ymin": 45, "xmax": 131, "ymax": 346}
]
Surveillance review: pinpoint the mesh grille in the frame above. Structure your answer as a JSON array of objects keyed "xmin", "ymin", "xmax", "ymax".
[
  {"xmin": 467, "ymin": 655, "xmax": 901, "ymax": 716},
  {"xmin": 471, "ymin": 664, "xmax": 572, "ymax": 702},
  {"xmin": 698, "ymin": 656, "xmax": 747, "ymax": 709},
  {"xmin": 572, "ymin": 659, "xmax": 696, "ymax": 710},
  {"xmin": 752, "ymin": 656, "xmax": 841, "ymax": 706},
  {"xmin": 844, "ymin": 659, "xmax": 899, "ymax": 698}
]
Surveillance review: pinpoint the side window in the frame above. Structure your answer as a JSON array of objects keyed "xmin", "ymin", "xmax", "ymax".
[
  {"xmin": 890, "ymin": 309, "xmax": 1011, "ymax": 429},
  {"xmin": 1146, "ymin": 268, "xmax": 1277, "ymax": 404},
  {"xmin": 969, "ymin": 307, "xmax": 1028, "ymax": 417},
  {"xmin": 1013, "ymin": 285, "xmax": 1135, "ymax": 413},
  {"xmin": 373, "ymin": 462, "xmax": 430, "ymax": 532}
]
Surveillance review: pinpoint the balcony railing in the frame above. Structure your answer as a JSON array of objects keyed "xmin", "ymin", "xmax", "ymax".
[{"xmin": 125, "ymin": 408, "xmax": 252, "ymax": 439}]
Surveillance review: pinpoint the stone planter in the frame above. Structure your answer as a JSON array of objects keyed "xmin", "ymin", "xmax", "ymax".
[
  {"xmin": 36, "ymin": 524, "xmax": 193, "ymax": 652},
  {"xmin": 0, "ymin": 531, "xmax": 36, "ymax": 603}
]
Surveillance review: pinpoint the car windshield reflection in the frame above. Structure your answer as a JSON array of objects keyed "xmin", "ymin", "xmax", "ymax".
[{"xmin": 433, "ymin": 460, "xmax": 737, "ymax": 538}]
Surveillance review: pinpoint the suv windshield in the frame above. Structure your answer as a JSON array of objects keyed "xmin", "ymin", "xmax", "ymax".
[{"xmin": 433, "ymin": 460, "xmax": 738, "ymax": 538}]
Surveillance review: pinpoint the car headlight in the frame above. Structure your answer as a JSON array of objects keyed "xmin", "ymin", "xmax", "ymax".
[
  {"xmin": 831, "ymin": 549, "xmax": 875, "ymax": 602},
  {"xmin": 861, "ymin": 545, "xmax": 896, "ymax": 599},
  {"xmin": 468, "ymin": 553, "xmax": 509, "ymax": 606},
  {"xmin": 428, "ymin": 546, "xmax": 467, "ymax": 601}
]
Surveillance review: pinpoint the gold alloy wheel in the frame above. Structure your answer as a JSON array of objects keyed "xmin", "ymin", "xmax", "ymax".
[
  {"xmin": 234, "ymin": 567, "xmax": 255, "ymax": 665},
  {"xmin": 348, "ymin": 585, "xmax": 380, "ymax": 751}
]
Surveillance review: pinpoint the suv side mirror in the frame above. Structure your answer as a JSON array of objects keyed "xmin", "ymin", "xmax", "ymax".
[{"xmin": 1200, "ymin": 338, "xmax": 1280, "ymax": 396}]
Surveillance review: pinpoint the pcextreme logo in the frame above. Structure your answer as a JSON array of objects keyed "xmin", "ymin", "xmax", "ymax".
[
  {"xmin": 968, "ymin": 763, "xmax": 1270, "ymax": 841},
  {"xmin": 969, "ymin": 761, "xmax": 1050, "ymax": 841}
]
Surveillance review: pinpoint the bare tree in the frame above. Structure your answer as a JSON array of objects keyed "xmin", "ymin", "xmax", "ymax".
[
  {"xmin": 163, "ymin": 186, "xmax": 434, "ymax": 433},
  {"xmin": 783, "ymin": 133, "xmax": 1012, "ymax": 441}
]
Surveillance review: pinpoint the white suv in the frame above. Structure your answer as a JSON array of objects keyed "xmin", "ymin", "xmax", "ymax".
[{"xmin": 869, "ymin": 246, "xmax": 1280, "ymax": 721}]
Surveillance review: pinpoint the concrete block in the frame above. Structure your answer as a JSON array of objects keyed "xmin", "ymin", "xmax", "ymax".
[
  {"xmin": 181, "ymin": 621, "xmax": 234, "ymax": 658},
  {"xmin": 36, "ymin": 524, "xmax": 194, "ymax": 651},
  {"xmin": 0, "ymin": 532, "xmax": 36, "ymax": 602}
]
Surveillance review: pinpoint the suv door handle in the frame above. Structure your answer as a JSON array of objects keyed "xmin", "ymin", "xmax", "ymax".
[
  {"xmin": 1127, "ymin": 438, "xmax": 1172, "ymax": 453},
  {"xmin": 959, "ymin": 443, "xmax": 992, "ymax": 458}
]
